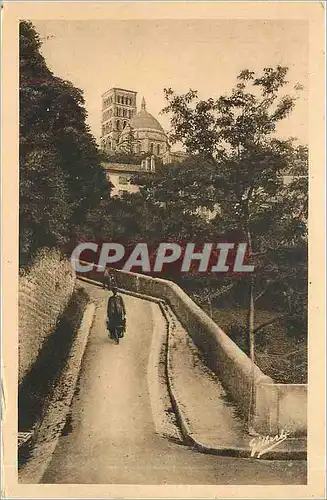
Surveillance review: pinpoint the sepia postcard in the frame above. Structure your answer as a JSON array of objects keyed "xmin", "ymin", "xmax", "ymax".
[{"xmin": 1, "ymin": 1, "xmax": 326, "ymax": 498}]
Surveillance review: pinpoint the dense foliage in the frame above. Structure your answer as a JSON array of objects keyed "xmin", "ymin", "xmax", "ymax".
[
  {"xmin": 19, "ymin": 21, "xmax": 111, "ymax": 266},
  {"xmin": 128, "ymin": 67, "xmax": 308, "ymax": 388}
]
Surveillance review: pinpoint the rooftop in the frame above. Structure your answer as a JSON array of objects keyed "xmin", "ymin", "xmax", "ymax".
[
  {"xmin": 102, "ymin": 162, "xmax": 155, "ymax": 173},
  {"xmin": 102, "ymin": 87, "xmax": 137, "ymax": 97}
]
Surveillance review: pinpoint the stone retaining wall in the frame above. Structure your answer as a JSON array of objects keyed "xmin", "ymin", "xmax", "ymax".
[
  {"xmin": 254, "ymin": 383, "xmax": 307, "ymax": 435},
  {"xmin": 19, "ymin": 249, "xmax": 75, "ymax": 386}
]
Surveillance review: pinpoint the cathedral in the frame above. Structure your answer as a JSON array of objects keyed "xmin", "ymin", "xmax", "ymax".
[
  {"xmin": 100, "ymin": 87, "xmax": 187, "ymax": 197},
  {"xmin": 100, "ymin": 87, "xmax": 169, "ymax": 159}
]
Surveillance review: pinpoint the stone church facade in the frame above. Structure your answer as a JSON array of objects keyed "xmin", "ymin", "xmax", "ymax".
[{"xmin": 100, "ymin": 87, "xmax": 187, "ymax": 196}]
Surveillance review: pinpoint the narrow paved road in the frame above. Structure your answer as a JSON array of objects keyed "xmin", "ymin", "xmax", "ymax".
[{"xmin": 42, "ymin": 286, "xmax": 306, "ymax": 484}]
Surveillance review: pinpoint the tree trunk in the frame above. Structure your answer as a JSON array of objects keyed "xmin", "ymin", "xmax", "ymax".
[
  {"xmin": 207, "ymin": 293, "xmax": 213, "ymax": 318},
  {"xmin": 245, "ymin": 222, "xmax": 257, "ymax": 434},
  {"xmin": 247, "ymin": 274, "xmax": 256, "ymax": 434},
  {"xmin": 248, "ymin": 276, "xmax": 255, "ymax": 365}
]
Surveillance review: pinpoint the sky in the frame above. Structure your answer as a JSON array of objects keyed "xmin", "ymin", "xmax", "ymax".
[{"xmin": 32, "ymin": 19, "xmax": 309, "ymax": 148}]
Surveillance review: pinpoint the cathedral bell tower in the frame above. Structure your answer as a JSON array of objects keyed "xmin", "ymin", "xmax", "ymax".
[{"xmin": 101, "ymin": 88, "xmax": 137, "ymax": 153}]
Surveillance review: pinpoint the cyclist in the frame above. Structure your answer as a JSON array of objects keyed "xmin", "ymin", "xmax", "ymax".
[{"xmin": 107, "ymin": 287, "xmax": 126, "ymax": 343}]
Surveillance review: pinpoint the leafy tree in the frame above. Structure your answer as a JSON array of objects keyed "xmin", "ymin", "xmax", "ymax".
[
  {"xmin": 133, "ymin": 155, "xmax": 218, "ymax": 244},
  {"xmin": 20, "ymin": 21, "xmax": 111, "ymax": 265},
  {"xmin": 149, "ymin": 66, "xmax": 307, "ymax": 426},
  {"xmin": 117, "ymin": 126, "xmax": 142, "ymax": 155}
]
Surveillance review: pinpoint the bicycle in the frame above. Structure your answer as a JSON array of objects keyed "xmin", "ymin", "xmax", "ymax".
[{"xmin": 107, "ymin": 319, "xmax": 126, "ymax": 345}]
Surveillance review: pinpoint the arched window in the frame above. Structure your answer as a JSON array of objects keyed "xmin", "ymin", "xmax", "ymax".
[
  {"xmin": 157, "ymin": 144, "xmax": 161, "ymax": 156},
  {"xmin": 123, "ymin": 120, "xmax": 127, "ymax": 129},
  {"xmin": 150, "ymin": 143, "xmax": 154, "ymax": 154},
  {"xmin": 117, "ymin": 96, "xmax": 121, "ymax": 104},
  {"xmin": 116, "ymin": 120, "xmax": 121, "ymax": 131}
]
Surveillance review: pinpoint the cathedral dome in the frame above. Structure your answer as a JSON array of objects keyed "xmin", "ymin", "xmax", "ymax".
[
  {"xmin": 130, "ymin": 110, "xmax": 164, "ymax": 132},
  {"xmin": 129, "ymin": 97, "xmax": 165, "ymax": 133},
  {"xmin": 118, "ymin": 97, "xmax": 168, "ymax": 157}
]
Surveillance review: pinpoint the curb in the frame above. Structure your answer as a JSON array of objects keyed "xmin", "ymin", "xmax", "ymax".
[
  {"xmin": 79, "ymin": 276, "xmax": 307, "ymax": 461},
  {"xmin": 147, "ymin": 302, "xmax": 184, "ymax": 443},
  {"xmin": 19, "ymin": 301, "xmax": 96, "ymax": 484},
  {"xmin": 160, "ymin": 302, "xmax": 307, "ymax": 461}
]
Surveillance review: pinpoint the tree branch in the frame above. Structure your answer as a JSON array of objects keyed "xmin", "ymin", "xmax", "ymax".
[
  {"xmin": 208, "ymin": 283, "xmax": 235, "ymax": 300},
  {"xmin": 253, "ymin": 315, "xmax": 284, "ymax": 335},
  {"xmin": 254, "ymin": 283, "xmax": 271, "ymax": 303}
]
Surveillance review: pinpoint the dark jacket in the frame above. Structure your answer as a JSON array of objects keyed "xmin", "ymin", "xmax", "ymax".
[{"xmin": 107, "ymin": 294, "xmax": 126, "ymax": 324}]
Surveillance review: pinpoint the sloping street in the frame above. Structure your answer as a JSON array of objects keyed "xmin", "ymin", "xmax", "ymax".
[{"xmin": 41, "ymin": 286, "xmax": 306, "ymax": 485}]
